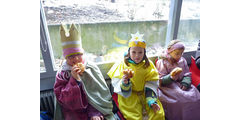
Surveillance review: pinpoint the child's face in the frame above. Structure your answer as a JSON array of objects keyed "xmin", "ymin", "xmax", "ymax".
[
  {"xmin": 169, "ymin": 49, "xmax": 184, "ymax": 62},
  {"xmin": 129, "ymin": 47, "xmax": 145, "ymax": 64},
  {"xmin": 66, "ymin": 53, "xmax": 83, "ymax": 66}
]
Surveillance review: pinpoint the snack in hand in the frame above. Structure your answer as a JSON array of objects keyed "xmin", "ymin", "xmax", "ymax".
[
  {"xmin": 123, "ymin": 69, "xmax": 134, "ymax": 79},
  {"xmin": 128, "ymin": 69, "xmax": 134, "ymax": 78},
  {"xmin": 75, "ymin": 63, "xmax": 85, "ymax": 75},
  {"xmin": 123, "ymin": 69, "xmax": 128, "ymax": 75},
  {"xmin": 170, "ymin": 67, "xmax": 182, "ymax": 77}
]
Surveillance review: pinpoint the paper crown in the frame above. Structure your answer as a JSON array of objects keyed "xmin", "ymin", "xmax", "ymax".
[
  {"xmin": 128, "ymin": 32, "xmax": 146, "ymax": 48},
  {"xmin": 60, "ymin": 24, "xmax": 84, "ymax": 58}
]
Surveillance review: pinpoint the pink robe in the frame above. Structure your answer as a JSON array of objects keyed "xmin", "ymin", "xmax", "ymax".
[{"xmin": 156, "ymin": 57, "xmax": 200, "ymax": 120}]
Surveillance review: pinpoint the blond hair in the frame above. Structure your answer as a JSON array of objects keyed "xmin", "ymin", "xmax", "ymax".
[{"xmin": 167, "ymin": 39, "xmax": 181, "ymax": 49}]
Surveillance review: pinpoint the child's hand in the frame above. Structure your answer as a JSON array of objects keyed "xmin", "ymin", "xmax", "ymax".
[
  {"xmin": 123, "ymin": 69, "xmax": 134, "ymax": 84},
  {"xmin": 170, "ymin": 67, "xmax": 182, "ymax": 80},
  {"xmin": 151, "ymin": 103, "xmax": 160, "ymax": 113},
  {"xmin": 180, "ymin": 84, "xmax": 187, "ymax": 91},
  {"xmin": 90, "ymin": 115, "xmax": 104, "ymax": 120},
  {"xmin": 74, "ymin": 63, "xmax": 85, "ymax": 76},
  {"xmin": 122, "ymin": 74, "xmax": 129, "ymax": 84},
  {"xmin": 71, "ymin": 65, "xmax": 81, "ymax": 81}
]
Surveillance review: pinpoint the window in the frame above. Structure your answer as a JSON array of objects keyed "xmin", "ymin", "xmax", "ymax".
[
  {"xmin": 177, "ymin": 0, "xmax": 200, "ymax": 51},
  {"xmin": 40, "ymin": 0, "xmax": 199, "ymax": 91},
  {"xmin": 40, "ymin": 52, "xmax": 46, "ymax": 72},
  {"xmin": 41, "ymin": 0, "xmax": 171, "ymax": 69}
]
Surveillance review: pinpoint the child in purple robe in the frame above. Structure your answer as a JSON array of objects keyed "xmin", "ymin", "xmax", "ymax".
[
  {"xmin": 53, "ymin": 24, "xmax": 115, "ymax": 120},
  {"xmin": 155, "ymin": 40, "xmax": 200, "ymax": 120},
  {"xmin": 54, "ymin": 54, "xmax": 103, "ymax": 120}
]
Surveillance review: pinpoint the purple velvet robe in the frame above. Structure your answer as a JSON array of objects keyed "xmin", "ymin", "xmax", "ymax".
[
  {"xmin": 54, "ymin": 70, "xmax": 102, "ymax": 120},
  {"xmin": 156, "ymin": 57, "xmax": 200, "ymax": 120}
]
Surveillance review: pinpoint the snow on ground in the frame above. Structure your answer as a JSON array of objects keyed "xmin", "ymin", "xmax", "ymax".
[{"xmin": 42, "ymin": 0, "xmax": 199, "ymax": 25}]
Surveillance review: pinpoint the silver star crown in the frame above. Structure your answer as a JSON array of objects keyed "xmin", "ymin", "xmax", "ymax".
[{"xmin": 130, "ymin": 32, "xmax": 145, "ymax": 43}]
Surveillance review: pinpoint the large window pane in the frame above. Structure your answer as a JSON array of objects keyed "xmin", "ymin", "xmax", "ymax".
[
  {"xmin": 42, "ymin": 0, "xmax": 170, "ymax": 65},
  {"xmin": 177, "ymin": 0, "xmax": 200, "ymax": 51}
]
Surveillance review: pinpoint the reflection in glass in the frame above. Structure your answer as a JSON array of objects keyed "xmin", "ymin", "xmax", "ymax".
[
  {"xmin": 42, "ymin": 0, "xmax": 171, "ymax": 65},
  {"xmin": 177, "ymin": 0, "xmax": 200, "ymax": 51}
]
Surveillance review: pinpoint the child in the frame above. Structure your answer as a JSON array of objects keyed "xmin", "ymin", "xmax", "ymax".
[
  {"xmin": 53, "ymin": 24, "xmax": 115, "ymax": 120},
  {"xmin": 108, "ymin": 32, "xmax": 165, "ymax": 120},
  {"xmin": 155, "ymin": 40, "xmax": 200, "ymax": 120}
]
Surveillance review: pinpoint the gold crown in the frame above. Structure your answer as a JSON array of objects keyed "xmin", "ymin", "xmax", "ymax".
[
  {"xmin": 128, "ymin": 32, "xmax": 146, "ymax": 48},
  {"xmin": 60, "ymin": 24, "xmax": 82, "ymax": 50}
]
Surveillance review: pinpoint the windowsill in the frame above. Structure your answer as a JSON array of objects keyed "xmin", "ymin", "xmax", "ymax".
[{"xmin": 40, "ymin": 50, "xmax": 196, "ymax": 91}]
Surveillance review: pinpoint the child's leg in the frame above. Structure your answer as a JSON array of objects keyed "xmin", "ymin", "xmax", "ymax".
[
  {"xmin": 118, "ymin": 92, "xmax": 143, "ymax": 120},
  {"xmin": 146, "ymin": 99, "xmax": 165, "ymax": 120}
]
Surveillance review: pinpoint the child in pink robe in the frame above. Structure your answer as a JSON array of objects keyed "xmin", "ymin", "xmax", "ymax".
[{"xmin": 156, "ymin": 40, "xmax": 200, "ymax": 120}]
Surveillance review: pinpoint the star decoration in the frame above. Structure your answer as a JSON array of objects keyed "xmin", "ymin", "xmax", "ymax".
[{"xmin": 130, "ymin": 32, "xmax": 144, "ymax": 42}]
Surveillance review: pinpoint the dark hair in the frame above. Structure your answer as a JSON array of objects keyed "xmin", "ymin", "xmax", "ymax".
[{"xmin": 124, "ymin": 48, "xmax": 150, "ymax": 69}]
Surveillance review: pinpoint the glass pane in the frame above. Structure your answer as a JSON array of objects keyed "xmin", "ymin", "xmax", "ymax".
[
  {"xmin": 42, "ymin": 0, "xmax": 170, "ymax": 64},
  {"xmin": 177, "ymin": 0, "xmax": 200, "ymax": 51},
  {"xmin": 40, "ymin": 51, "xmax": 46, "ymax": 72}
]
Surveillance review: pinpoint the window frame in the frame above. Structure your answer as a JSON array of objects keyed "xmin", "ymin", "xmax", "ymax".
[
  {"xmin": 165, "ymin": 0, "xmax": 182, "ymax": 47},
  {"xmin": 40, "ymin": 0, "xmax": 57, "ymax": 90},
  {"xmin": 40, "ymin": 0, "xmax": 196, "ymax": 91}
]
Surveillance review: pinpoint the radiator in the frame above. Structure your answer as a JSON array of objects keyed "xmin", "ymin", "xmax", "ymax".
[{"xmin": 40, "ymin": 90, "xmax": 55, "ymax": 117}]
